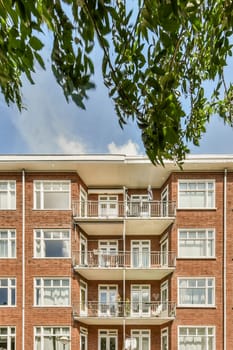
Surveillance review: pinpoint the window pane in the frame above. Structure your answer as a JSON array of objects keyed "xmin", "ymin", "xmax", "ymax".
[{"xmin": 44, "ymin": 192, "xmax": 69, "ymax": 209}]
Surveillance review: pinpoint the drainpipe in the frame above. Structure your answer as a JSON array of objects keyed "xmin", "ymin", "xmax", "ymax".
[
  {"xmin": 223, "ymin": 169, "xmax": 227, "ymax": 350},
  {"xmin": 22, "ymin": 169, "xmax": 25, "ymax": 350}
]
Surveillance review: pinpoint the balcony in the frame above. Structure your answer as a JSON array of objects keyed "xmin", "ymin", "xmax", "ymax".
[
  {"xmin": 72, "ymin": 200, "xmax": 176, "ymax": 235},
  {"xmin": 72, "ymin": 251, "xmax": 176, "ymax": 280},
  {"xmin": 73, "ymin": 301, "xmax": 176, "ymax": 325}
]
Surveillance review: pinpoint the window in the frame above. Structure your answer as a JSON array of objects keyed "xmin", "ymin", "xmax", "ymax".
[
  {"xmin": 178, "ymin": 180, "xmax": 215, "ymax": 209},
  {"xmin": 98, "ymin": 241, "xmax": 118, "ymax": 267},
  {"xmin": 178, "ymin": 278, "xmax": 214, "ymax": 307},
  {"xmin": 131, "ymin": 330, "xmax": 150, "ymax": 350},
  {"xmin": 178, "ymin": 327, "xmax": 215, "ymax": 350},
  {"xmin": 0, "ymin": 181, "xmax": 16, "ymax": 210},
  {"xmin": 35, "ymin": 278, "xmax": 70, "ymax": 306},
  {"xmin": 34, "ymin": 327, "xmax": 70, "ymax": 350},
  {"xmin": 80, "ymin": 327, "xmax": 88, "ymax": 350},
  {"xmin": 99, "ymin": 196, "xmax": 118, "ymax": 217},
  {"xmin": 0, "ymin": 278, "xmax": 16, "ymax": 306},
  {"xmin": 130, "ymin": 195, "xmax": 150, "ymax": 217},
  {"xmin": 0, "ymin": 327, "xmax": 15, "ymax": 350},
  {"xmin": 161, "ymin": 328, "xmax": 168, "ymax": 350},
  {"xmin": 99, "ymin": 285, "xmax": 118, "ymax": 316},
  {"xmin": 178, "ymin": 229, "xmax": 215, "ymax": 258},
  {"xmin": 80, "ymin": 281, "xmax": 87, "ymax": 316},
  {"xmin": 0, "ymin": 230, "xmax": 16, "ymax": 258},
  {"xmin": 34, "ymin": 229, "xmax": 70, "ymax": 258},
  {"xmin": 34, "ymin": 181, "xmax": 70, "ymax": 210},
  {"xmin": 131, "ymin": 241, "xmax": 150, "ymax": 268},
  {"xmin": 131, "ymin": 285, "xmax": 150, "ymax": 316},
  {"xmin": 98, "ymin": 330, "xmax": 117, "ymax": 350}
]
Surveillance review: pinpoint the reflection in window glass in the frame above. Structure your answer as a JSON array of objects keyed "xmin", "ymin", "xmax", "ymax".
[
  {"xmin": 34, "ymin": 230, "xmax": 70, "ymax": 258},
  {"xmin": 0, "ymin": 230, "xmax": 16, "ymax": 258},
  {"xmin": 0, "ymin": 278, "xmax": 16, "ymax": 306},
  {"xmin": 35, "ymin": 327, "xmax": 70, "ymax": 350},
  {"xmin": 0, "ymin": 327, "xmax": 15, "ymax": 350}
]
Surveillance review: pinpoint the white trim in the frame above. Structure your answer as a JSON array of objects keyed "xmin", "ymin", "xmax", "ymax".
[
  {"xmin": 33, "ymin": 180, "xmax": 71, "ymax": 210},
  {"xmin": 178, "ymin": 228, "xmax": 215, "ymax": 259},
  {"xmin": 88, "ymin": 189, "xmax": 123, "ymax": 194},
  {"xmin": 33, "ymin": 229, "xmax": 71, "ymax": 258},
  {"xmin": 178, "ymin": 277, "xmax": 215, "ymax": 307},
  {"xmin": 34, "ymin": 277, "xmax": 71, "ymax": 307},
  {"xmin": 161, "ymin": 327, "xmax": 169, "ymax": 350},
  {"xmin": 178, "ymin": 325, "xmax": 215, "ymax": 350},
  {"xmin": 178, "ymin": 179, "xmax": 215, "ymax": 209}
]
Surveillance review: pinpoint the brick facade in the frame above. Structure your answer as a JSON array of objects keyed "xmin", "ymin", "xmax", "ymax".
[{"xmin": 0, "ymin": 155, "xmax": 231, "ymax": 349}]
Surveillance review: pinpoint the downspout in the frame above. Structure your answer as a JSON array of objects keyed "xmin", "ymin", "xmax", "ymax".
[
  {"xmin": 22, "ymin": 169, "xmax": 25, "ymax": 350},
  {"xmin": 223, "ymin": 169, "xmax": 227, "ymax": 350}
]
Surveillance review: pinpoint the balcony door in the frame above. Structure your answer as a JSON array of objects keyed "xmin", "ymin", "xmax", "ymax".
[
  {"xmin": 98, "ymin": 241, "xmax": 118, "ymax": 267},
  {"xmin": 99, "ymin": 195, "xmax": 118, "ymax": 217},
  {"xmin": 161, "ymin": 281, "xmax": 168, "ymax": 315},
  {"xmin": 131, "ymin": 285, "xmax": 150, "ymax": 316},
  {"xmin": 131, "ymin": 195, "xmax": 150, "ymax": 217},
  {"xmin": 99, "ymin": 285, "xmax": 118, "ymax": 316},
  {"xmin": 131, "ymin": 330, "xmax": 150, "ymax": 350},
  {"xmin": 80, "ymin": 281, "xmax": 87, "ymax": 316},
  {"xmin": 80, "ymin": 234, "xmax": 87, "ymax": 266},
  {"xmin": 99, "ymin": 330, "xmax": 117, "ymax": 350},
  {"xmin": 131, "ymin": 240, "xmax": 150, "ymax": 268},
  {"xmin": 160, "ymin": 239, "xmax": 168, "ymax": 266},
  {"xmin": 161, "ymin": 186, "xmax": 168, "ymax": 217},
  {"xmin": 80, "ymin": 186, "xmax": 87, "ymax": 217}
]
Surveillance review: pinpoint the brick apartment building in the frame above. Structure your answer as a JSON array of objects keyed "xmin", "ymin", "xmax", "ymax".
[{"xmin": 0, "ymin": 154, "xmax": 232, "ymax": 350}]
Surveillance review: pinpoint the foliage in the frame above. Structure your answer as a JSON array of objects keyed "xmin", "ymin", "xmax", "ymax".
[{"xmin": 0, "ymin": 0, "xmax": 233, "ymax": 164}]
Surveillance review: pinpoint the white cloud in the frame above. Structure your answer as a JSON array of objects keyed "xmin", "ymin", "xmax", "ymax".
[
  {"xmin": 57, "ymin": 135, "xmax": 87, "ymax": 153},
  {"xmin": 107, "ymin": 139, "xmax": 141, "ymax": 155}
]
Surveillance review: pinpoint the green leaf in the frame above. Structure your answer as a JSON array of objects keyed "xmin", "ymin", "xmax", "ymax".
[{"xmin": 29, "ymin": 36, "xmax": 44, "ymax": 51}]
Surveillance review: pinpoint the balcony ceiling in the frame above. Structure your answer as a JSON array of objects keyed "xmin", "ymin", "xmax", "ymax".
[{"xmin": 0, "ymin": 154, "xmax": 232, "ymax": 188}]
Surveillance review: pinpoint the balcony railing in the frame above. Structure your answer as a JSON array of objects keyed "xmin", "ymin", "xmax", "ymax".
[
  {"xmin": 72, "ymin": 251, "xmax": 176, "ymax": 268},
  {"xmin": 73, "ymin": 301, "xmax": 176, "ymax": 319},
  {"xmin": 72, "ymin": 200, "xmax": 176, "ymax": 218}
]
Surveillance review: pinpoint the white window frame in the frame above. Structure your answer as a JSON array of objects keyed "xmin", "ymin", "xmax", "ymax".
[
  {"xmin": 131, "ymin": 330, "xmax": 150, "ymax": 350},
  {"xmin": 0, "ymin": 278, "xmax": 16, "ymax": 307},
  {"xmin": 131, "ymin": 240, "xmax": 150, "ymax": 268},
  {"xmin": 34, "ymin": 229, "xmax": 71, "ymax": 258},
  {"xmin": 80, "ymin": 280, "xmax": 88, "ymax": 316},
  {"xmin": 161, "ymin": 327, "xmax": 169, "ymax": 350},
  {"xmin": 34, "ymin": 277, "xmax": 70, "ymax": 307},
  {"xmin": 80, "ymin": 327, "xmax": 88, "ymax": 350},
  {"xmin": 98, "ymin": 240, "xmax": 118, "ymax": 267},
  {"xmin": 80, "ymin": 186, "xmax": 87, "ymax": 217},
  {"xmin": 0, "ymin": 180, "xmax": 16, "ymax": 210},
  {"xmin": 34, "ymin": 326, "xmax": 70, "ymax": 350},
  {"xmin": 178, "ymin": 277, "xmax": 215, "ymax": 307},
  {"xmin": 0, "ymin": 326, "xmax": 16, "ymax": 349},
  {"xmin": 98, "ymin": 195, "xmax": 118, "ymax": 217},
  {"xmin": 130, "ymin": 194, "xmax": 150, "ymax": 217},
  {"xmin": 131, "ymin": 284, "xmax": 150, "ymax": 316},
  {"xmin": 178, "ymin": 229, "xmax": 215, "ymax": 258},
  {"xmin": 178, "ymin": 180, "xmax": 215, "ymax": 209},
  {"xmin": 98, "ymin": 285, "xmax": 118, "ymax": 316},
  {"xmin": 0, "ymin": 229, "xmax": 16, "ymax": 258},
  {"xmin": 178, "ymin": 326, "xmax": 215, "ymax": 350},
  {"xmin": 98, "ymin": 330, "xmax": 118, "ymax": 350},
  {"xmin": 33, "ymin": 180, "xmax": 71, "ymax": 210}
]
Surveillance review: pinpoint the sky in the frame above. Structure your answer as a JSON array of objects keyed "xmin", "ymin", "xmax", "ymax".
[{"xmin": 1, "ymin": 36, "xmax": 233, "ymax": 157}]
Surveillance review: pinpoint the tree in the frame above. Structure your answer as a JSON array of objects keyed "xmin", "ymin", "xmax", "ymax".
[{"xmin": 0, "ymin": 0, "xmax": 233, "ymax": 164}]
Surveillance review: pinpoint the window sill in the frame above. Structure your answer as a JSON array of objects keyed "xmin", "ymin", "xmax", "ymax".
[
  {"xmin": 177, "ymin": 306, "xmax": 216, "ymax": 309},
  {"xmin": 176, "ymin": 208, "xmax": 217, "ymax": 211},
  {"xmin": 176, "ymin": 257, "xmax": 216, "ymax": 260},
  {"xmin": 33, "ymin": 208, "xmax": 71, "ymax": 211}
]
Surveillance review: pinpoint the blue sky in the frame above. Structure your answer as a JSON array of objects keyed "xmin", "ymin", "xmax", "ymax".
[{"xmin": 1, "ymin": 40, "xmax": 233, "ymax": 156}]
